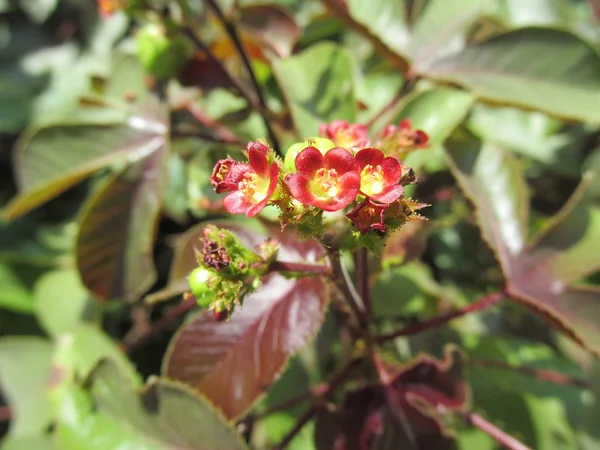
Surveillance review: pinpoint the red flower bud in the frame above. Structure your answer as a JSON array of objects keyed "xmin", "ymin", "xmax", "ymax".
[{"xmin": 346, "ymin": 199, "xmax": 389, "ymax": 235}]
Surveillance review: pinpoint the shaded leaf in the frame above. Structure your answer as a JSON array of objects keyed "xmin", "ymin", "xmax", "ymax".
[
  {"xmin": 163, "ymin": 275, "xmax": 329, "ymax": 419},
  {"xmin": 422, "ymin": 28, "xmax": 600, "ymax": 123},
  {"xmin": 56, "ymin": 360, "xmax": 248, "ymax": 450},
  {"xmin": 446, "ymin": 140, "xmax": 529, "ymax": 276},
  {"xmin": 0, "ymin": 263, "xmax": 35, "ymax": 313},
  {"xmin": 381, "ymin": 221, "xmax": 430, "ymax": 268},
  {"xmin": 34, "ymin": 269, "xmax": 92, "ymax": 337},
  {"xmin": 239, "ymin": 4, "xmax": 300, "ymax": 58},
  {"xmin": 322, "ymin": 0, "xmax": 410, "ymax": 72},
  {"xmin": 4, "ymin": 113, "xmax": 165, "ymax": 220},
  {"xmin": 76, "ymin": 140, "xmax": 168, "ymax": 302},
  {"xmin": 0, "ymin": 337, "xmax": 53, "ymax": 437},
  {"xmin": 272, "ymin": 42, "xmax": 356, "ymax": 137}
]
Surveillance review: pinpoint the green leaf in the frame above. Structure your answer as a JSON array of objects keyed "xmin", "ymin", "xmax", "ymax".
[
  {"xmin": 163, "ymin": 275, "xmax": 329, "ymax": 419},
  {"xmin": 0, "ymin": 435, "xmax": 54, "ymax": 450},
  {"xmin": 57, "ymin": 359, "xmax": 248, "ymax": 450},
  {"xmin": 272, "ymin": 42, "xmax": 356, "ymax": 137},
  {"xmin": 421, "ymin": 28, "xmax": 600, "ymax": 123},
  {"xmin": 446, "ymin": 140, "xmax": 529, "ymax": 276},
  {"xmin": 162, "ymin": 152, "xmax": 189, "ymax": 223},
  {"xmin": 75, "ymin": 124, "xmax": 168, "ymax": 301},
  {"xmin": 0, "ymin": 337, "xmax": 53, "ymax": 437},
  {"xmin": 409, "ymin": 0, "xmax": 495, "ymax": 69},
  {"xmin": 34, "ymin": 269, "xmax": 92, "ymax": 337},
  {"xmin": 19, "ymin": 0, "xmax": 57, "ymax": 23},
  {"xmin": 0, "ymin": 263, "xmax": 35, "ymax": 313}
]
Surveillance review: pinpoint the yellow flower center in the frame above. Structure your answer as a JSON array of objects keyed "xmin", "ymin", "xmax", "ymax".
[
  {"xmin": 360, "ymin": 165, "xmax": 384, "ymax": 195},
  {"xmin": 239, "ymin": 172, "xmax": 269, "ymax": 203},
  {"xmin": 311, "ymin": 168, "xmax": 340, "ymax": 199}
]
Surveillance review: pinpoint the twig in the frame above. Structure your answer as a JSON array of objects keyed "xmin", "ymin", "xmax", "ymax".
[
  {"xmin": 463, "ymin": 412, "xmax": 532, "ymax": 450},
  {"xmin": 328, "ymin": 249, "xmax": 369, "ymax": 332},
  {"xmin": 354, "ymin": 248, "xmax": 371, "ymax": 315},
  {"xmin": 203, "ymin": 0, "xmax": 282, "ymax": 157},
  {"xmin": 183, "ymin": 96, "xmax": 244, "ymax": 144},
  {"xmin": 272, "ymin": 357, "xmax": 362, "ymax": 450},
  {"xmin": 377, "ymin": 291, "xmax": 504, "ymax": 343},
  {"xmin": 121, "ymin": 298, "xmax": 196, "ymax": 353},
  {"xmin": 268, "ymin": 261, "xmax": 332, "ymax": 276},
  {"xmin": 471, "ymin": 358, "xmax": 590, "ymax": 389}
]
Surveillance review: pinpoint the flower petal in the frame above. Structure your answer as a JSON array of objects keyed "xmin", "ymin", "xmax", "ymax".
[
  {"xmin": 247, "ymin": 163, "xmax": 279, "ymax": 217},
  {"xmin": 248, "ymin": 146, "xmax": 269, "ymax": 177},
  {"xmin": 370, "ymin": 184, "xmax": 404, "ymax": 204},
  {"xmin": 295, "ymin": 147, "xmax": 324, "ymax": 175},
  {"xmin": 225, "ymin": 163, "xmax": 252, "ymax": 188},
  {"xmin": 355, "ymin": 148, "xmax": 385, "ymax": 169},
  {"xmin": 323, "ymin": 147, "xmax": 359, "ymax": 174},
  {"xmin": 285, "ymin": 174, "xmax": 316, "ymax": 205},
  {"xmin": 223, "ymin": 190, "xmax": 252, "ymax": 215},
  {"xmin": 380, "ymin": 156, "xmax": 402, "ymax": 184}
]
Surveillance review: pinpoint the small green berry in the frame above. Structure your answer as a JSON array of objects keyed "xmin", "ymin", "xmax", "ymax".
[
  {"xmin": 284, "ymin": 137, "xmax": 336, "ymax": 173},
  {"xmin": 188, "ymin": 267, "xmax": 216, "ymax": 308}
]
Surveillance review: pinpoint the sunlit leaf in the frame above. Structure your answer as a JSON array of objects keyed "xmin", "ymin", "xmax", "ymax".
[
  {"xmin": 0, "ymin": 337, "xmax": 53, "ymax": 437},
  {"xmin": 272, "ymin": 42, "xmax": 356, "ymax": 137},
  {"xmin": 446, "ymin": 140, "xmax": 529, "ymax": 276},
  {"xmin": 163, "ymin": 275, "xmax": 329, "ymax": 419},
  {"xmin": 239, "ymin": 4, "xmax": 300, "ymax": 58},
  {"xmin": 422, "ymin": 28, "xmax": 600, "ymax": 123}
]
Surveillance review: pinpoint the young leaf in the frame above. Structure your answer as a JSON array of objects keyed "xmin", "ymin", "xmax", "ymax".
[
  {"xmin": 272, "ymin": 42, "xmax": 356, "ymax": 137},
  {"xmin": 422, "ymin": 28, "xmax": 600, "ymax": 124},
  {"xmin": 163, "ymin": 275, "xmax": 329, "ymax": 419}
]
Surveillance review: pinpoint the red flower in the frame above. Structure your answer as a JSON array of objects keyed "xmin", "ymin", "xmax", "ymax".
[
  {"xmin": 346, "ymin": 199, "xmax": 389, "ymax": 235},
  {"xmin": 319, "ymin": 120, "xmax": 370, "ymax": 149},
  {"xmin": 355, "ymin": 148, "xmax": 404, "ymax": 204},
  {"xmin": 381, "ymin": 119, "xmax": 429, "ymax": 148},
  {"xmin": 285, "ymin": 147, "xmax": 360, "ymax": 212},
  {"xmin": 219, "ymin": 142, "xmax": 279, "ymax": 217}
]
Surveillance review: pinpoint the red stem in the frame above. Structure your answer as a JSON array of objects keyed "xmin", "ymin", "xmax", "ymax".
[
  {"xmin": 471, "ymin": 358, "xmax": 590, "ymax": 389},
  {"xmin": 121, "ymin": 298, "xmax": 196, "ymax": 353},
  {"xmin": 268, "ymin": 261, "xmax": 331, "ymax": 276},
  {"xmin": 0, "ymin": 405, "xmax": 10, "ymax": 422},
  {"xmin": 464, "ymin": 412, "xmax": 532, "ymax": 450},
  {"xmin": 355, "ymin": 248, "xmax": 371, "ymax": 315},
  {"xmin": 377, "ymin": 291, "xmax": 504, "ymax": 342}
]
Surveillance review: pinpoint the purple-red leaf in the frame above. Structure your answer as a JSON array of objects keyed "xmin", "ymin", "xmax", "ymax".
[
  {"xmin": 162, "ymin": 275, "xmax": 329, "ymax": 419},
  {"xmin": 239, "ymin": 5, "xmax": 300, "ymax": 58}
]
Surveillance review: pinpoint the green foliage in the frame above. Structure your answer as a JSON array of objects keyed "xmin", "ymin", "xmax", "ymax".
[{"xmin": 1, "ymin": 0, "xmax": 600, "ymax": 449}]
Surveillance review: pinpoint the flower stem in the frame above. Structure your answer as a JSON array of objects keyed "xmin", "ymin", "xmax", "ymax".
[
  {"xmin": 202, "ymin": 0, "xmax": 282, "ymax": 157},
  {"xmin": 463, "ymin": 412, "xmax": 532, "ymax": 450},
  {"xmin": 377, "ymin": 291, "xmax": 504, "ymax": 343},
  {"xmin": 354, "ymin": 247, "xmax": 371, "ymax": 315},
  {"xmin": 268, "ymin": 260, "xmax": 332, "ymax": 276}
]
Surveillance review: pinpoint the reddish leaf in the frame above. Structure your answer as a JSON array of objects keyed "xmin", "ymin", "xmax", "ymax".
[
  {"xmin": 238, "ymin": 5, "xmax": 300, "ymax": 58},
  {"xmin": 76, "ymin": 148, "xmax": 168, "ymax": 302},
  {"xmin": 446, "ymin": 140, "xmax": 529, "ymax": 278},
  {"xmin": 317, "ymin": 346, "xmax": 466, "ymax": 450},
  {"xmin": 162, "ymin": 275, "xmax": 329, "ymax": 419}
]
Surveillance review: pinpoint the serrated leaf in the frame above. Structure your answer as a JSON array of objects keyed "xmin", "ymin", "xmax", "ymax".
[
  {"xmin": 0, "ymin": 337, "xmax": 53, "ymax": 437},
  {"xmin": 446, "ymin": 140, "xmax": 529, "ymax": 276},
  {"xmin": 421, "ymin": 28, "xmax": 600, "ymax": 123},
  {"xmin": 272, "ymin": 42, "xmax": 356, "ymax": 137},
  {"xmin": 163, "ymin": 275, "xmax": 328, "ymax": 419},
  {"xmin": 76, "ymin": 145, "xmax": 168, "ymax": 302}
]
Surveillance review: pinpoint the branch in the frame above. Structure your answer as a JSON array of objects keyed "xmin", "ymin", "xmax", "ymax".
[
  {"xmin": 354, "ymin": 247, "xmax": 371, "ymax": 316},
  {"xmin": 463, "ymin": 412, "xmax": 532, "ymax": 450},
  {"xmin": 268, "ymin": 260, "xmax": 332, "ymax": 276},
  {"xmin": 203, "ymin": 0, "xmax": 282, "ymax": 157},
  {"xmin": 377, "ymin": 291, "xmax": 504, "ymax": 343},
  {"xmin": 471, "ymin": 358, "xmax": 590, "ymax": 389},
  {"xmin": 272, "ymin": 357, "xmax": 362, "ymax": 450},
  {"xmin": 121, "ymin": 298, "xmax": 196, "ymax": 353}
]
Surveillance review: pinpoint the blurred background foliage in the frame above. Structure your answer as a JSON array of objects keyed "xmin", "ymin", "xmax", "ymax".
[{"xmin": 1, "ymin": 0, "xmax": 600, "ymax": 449}]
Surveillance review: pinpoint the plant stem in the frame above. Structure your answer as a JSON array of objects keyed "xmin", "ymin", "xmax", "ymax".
[
  {"xmin": 272, "ymin": 357, "xmax": 362, "ymax": 450},
  {"xmin": 328, "ymin": 249, "xmax": 369, "ymax": 332},
  {"xmin": 377, "ymin": 291, "xmax": 504, "ymax": 343},
  {"xmin": 121, "ymin": 298, "xmax": 196, "ymax": 353},
  {"xmin": 471, "ymin": 358, "xmax": 590, "ymax": 389},
  {"xmin": 203, "ymin": 0, "xmax": 282, "ymax": 157},
  {"xmin": 268, "ymin": 260, "xmax": 332, "ymax": 276},
  {"xmin": 354, "ymin": 247, "xmax": 371, "ymax": 315},
  {"xmin": 463, "ymin": 412, "xmax": 532, "ymax": 450},
  {"xmin": 0, "ymin": 405, "xmax": 10, "ymax": 422}
]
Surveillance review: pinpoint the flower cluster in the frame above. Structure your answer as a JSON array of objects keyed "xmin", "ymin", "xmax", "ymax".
[{"xmin": 210, "ymin": 120, "xmax": 429, "ymax": 250}]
